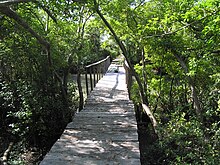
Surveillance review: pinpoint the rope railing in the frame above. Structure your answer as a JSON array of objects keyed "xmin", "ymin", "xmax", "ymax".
[{"xmin": 84, "ymin": 56, "xmax": 111, "ymax": 96}]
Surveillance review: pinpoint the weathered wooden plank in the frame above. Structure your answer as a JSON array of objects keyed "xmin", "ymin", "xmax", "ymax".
[
  {"xmin": 40, "ymin": 156, "xmax": 140, "ymax": 165},
  {"xmin": 68, "ymin": 116, "xmax": 137, "ymax": 126},
  {"xmin": 41, "ymin": 140, "xmax": 140, "ymax": 165},
  {"xmin": 59, "ymin": 129, "xmax": 138, "ymax": 142}
]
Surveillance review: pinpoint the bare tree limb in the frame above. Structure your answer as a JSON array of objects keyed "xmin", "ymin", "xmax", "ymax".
[
  {"xmin": 94, "ymin": 0, "xmax": 147, "ymax": 105},
  {"xmin": 133, "ymin": 0, "xmax": 147, "ymax": 11},
  {"xmin": 93, "ymin": 0, "xmax": 158, "ymax": 136}
]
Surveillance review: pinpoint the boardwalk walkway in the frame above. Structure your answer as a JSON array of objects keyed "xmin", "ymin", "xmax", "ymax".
[{"xmin": 40, "ymin": 65, "xmax": 140, "ymax": 165}]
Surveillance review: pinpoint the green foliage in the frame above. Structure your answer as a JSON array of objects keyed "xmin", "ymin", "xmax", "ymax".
[
  {"xmin": 1, "ymin": 0, "xmax": 220, "ymax": 164},
  {"xmin": 99, "ymin": 0, "xmax": 220, "ymax": 164},
  {"xmin": 0, "ymin": 78, "xmax": 77, "ymax": 147},
  {"xmin": 156, "ymin": 114, "xmax": 220, "ymax": 164}
]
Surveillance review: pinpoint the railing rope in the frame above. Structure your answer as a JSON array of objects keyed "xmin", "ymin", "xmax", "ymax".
[{"xmin": 85, "ymin": 56, "xmax": 111, "ymax": 96}]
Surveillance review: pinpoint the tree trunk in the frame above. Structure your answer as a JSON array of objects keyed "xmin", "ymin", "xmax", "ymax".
[
  {"xmin": 141, "ymin": 47, "xmax": 148, "ymax": 103},
  {"xmin": 172, "ymin": 52, "xmax": 203, "ymax": 122},
  {"xmin": 94, "ymin": 0, "xmax": 147, "ymax": 105},
  {"xmin": 169, "ymin": 77, "xmax": 174, "ymax": 111},
  {"xmin": 94, "ymin": 0, "xmax": 158, "ymax": 134}
]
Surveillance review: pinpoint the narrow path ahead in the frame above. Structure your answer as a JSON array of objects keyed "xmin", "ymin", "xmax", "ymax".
[{"xmin": 40, "ymin": 65, "xmax": 140, "ymax": 165}]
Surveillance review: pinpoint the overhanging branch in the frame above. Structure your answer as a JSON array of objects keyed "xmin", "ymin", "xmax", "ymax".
[
  {"xmin": 0, "ymin": 0, "xmax": 57, "ymax": 23},
  {"xmin": 0, "ymin": 6, "xmax": 50, "ymax": 48},
  {"xmin": 0, "ymin": 6, "xmax": 52, "ymax": 66},
  {"xmin": 34, "ymin": 1, "xmax": 57, "ymax": 23},
  {"xmin": 0, "ymin": 0, "xmax": 33, "ymax": 6},
  {"xmin": 145, "ymin": 8, "xmax": 220, "ymax": 39}
]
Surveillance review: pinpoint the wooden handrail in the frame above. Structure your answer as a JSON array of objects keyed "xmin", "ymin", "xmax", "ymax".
[
  {"xmin": 84, "ymin": 56, "xmax": 111, "ymax": 96},
  {"xmin": 124, "ymin": 60, "xmax": 158, "ymax": 134},
  {"xmin": 85, "ymin": 56, "xmax": 110, "ymax": 68}
]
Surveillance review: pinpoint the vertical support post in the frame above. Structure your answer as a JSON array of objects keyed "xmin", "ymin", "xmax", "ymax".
[
  {"xmin": 93, "ymin": 67, "xmax": 96, "ymax": 88},
  {"xmin": 101, "ymin": 63, "xmax": 104, "ymax": 77},
  {"xmin": 85, "ymin": 68, "xmax": 89, "ymax": 96},
  {"xmin": 106, "ymin": 59, "xmax": 108, "ymax": 73},
  {"xmin": 96, "ymin": 65, "xmax": 99, "ymax": 82},
  {"xmin": 90, "ymin": 67, "xmax": 93, "ymax": 91},
  {"xmin": 85, "ymin": 56, "xmax": 111, "ymax": 93},
  {"xmin": 99, "ymin": 64, "xmax": 101, "ymax": 80}
]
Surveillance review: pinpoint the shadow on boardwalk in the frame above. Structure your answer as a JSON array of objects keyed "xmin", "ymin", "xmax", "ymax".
[{"xmin": 40, "ymin": 66, "xmax": 140, "ymax": 165}]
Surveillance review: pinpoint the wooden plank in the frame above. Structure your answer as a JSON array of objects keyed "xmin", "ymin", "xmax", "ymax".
[
  {"xmin": 68, "ymin": 116, "xmax": 137, "ymax": 125},
  {"xmin": 40, "ymin": 65, "xmax": 140, "ymax": 165}
]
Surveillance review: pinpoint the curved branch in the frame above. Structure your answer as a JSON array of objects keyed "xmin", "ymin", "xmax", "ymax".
[
  {"xmin": 0, "ymin": 0, "xmax": 57, "ymax": 23},
  {"xmin": 0, "ymin": 0, "xmax": 33, "ymax": 6},
  {"xmin": 94, "ymin": 0, "xmax": 147, "ymax": 104},
  {"xmin": 0, "ymin": 6, "xmax": 52, "ymax": 66},
  {"xmin": 0, "ymin": 7, "xmax": 50, "ymax": 48},
  {"xmin": 34, "ymin": 1, "xmax": 57, "ymax": 23}
]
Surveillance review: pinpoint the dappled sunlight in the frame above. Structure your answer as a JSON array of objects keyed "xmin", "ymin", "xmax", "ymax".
[{"xmin": 40, "ymin": 65, "xmax": 140, "ymax": 165}]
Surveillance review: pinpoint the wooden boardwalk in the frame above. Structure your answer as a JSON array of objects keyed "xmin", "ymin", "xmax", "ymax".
[{"xmin": 40, "ymin": 65, "xmax": 140, "ymax": 165}]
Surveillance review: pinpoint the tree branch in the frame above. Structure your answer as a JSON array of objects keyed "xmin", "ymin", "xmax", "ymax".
[
  {"xmin": 93, "ymin": 0, "xmax": 158, "ymax": 136},
  {"xmin": 0, "ymin": 6, "xmax": 50, "ymax": 48},
  {"xmin": 35, "ymin": 1, "xmax": 57, "ymax": 23},
  {"xmin": 0, "ymin": 0, "xmax": 33, "ymax": 6},
  {"xmin": 94, "ymin": 0, "xmax": 147, "ymax": 104},
  {"xmin": 0, "ymin": 6, "xmax": 52, "ymax": 66},
  {"xmin": 145, "ymin": 8, "xmax": 220, "ymax": 39},
  {"xmin": 0, "ymin": 0, "xmax": 57, "ymax": 24},
  {"xmin": 132, "ymin": 0, "xmax": 147, "ymax": 11}
]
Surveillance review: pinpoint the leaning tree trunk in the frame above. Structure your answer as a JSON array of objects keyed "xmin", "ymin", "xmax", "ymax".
[{"xmin": 94, "ymin": 0, "xmax": 158, "ymax": 135}]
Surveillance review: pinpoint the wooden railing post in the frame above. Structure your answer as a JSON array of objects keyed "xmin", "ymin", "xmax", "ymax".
[
  {"xmin": 85, "ymin": 68, "xmax": 89, "ymax": 96},
  {"xmin": 93, "ymin": 67, "xmax": 96, "ymax": 88},
  {"xmin": 98, "ymin": 64, "xmax": 101, "ymax": 80},
  {"xmin": 89, "ymin": 67, "xmax": 93, "ymax": 91},
  {"xmin": 96, "ymin": 65, "xmax": 99, "ymax": 82}
]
